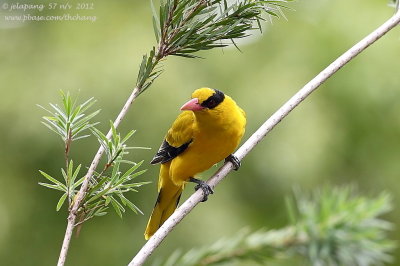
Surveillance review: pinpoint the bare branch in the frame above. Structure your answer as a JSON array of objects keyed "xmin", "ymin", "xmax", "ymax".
[{"xmin": 128, "ymin": 9, "xmax": 400, "ymax": 266}]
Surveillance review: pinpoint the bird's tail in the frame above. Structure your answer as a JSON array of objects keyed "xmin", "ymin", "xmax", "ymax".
[{"xmin": 144, "ymin": 163, "xmax": 183, "ymax": 240}]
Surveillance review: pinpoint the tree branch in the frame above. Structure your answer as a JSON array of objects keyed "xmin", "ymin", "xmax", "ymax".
[
  {"xmin": 57, "ymin": 87, "xmax": 140, "ymax": 266},
  {"xmin": 128, "ymin": 9, "xmax": 400, "ymax": 266}
]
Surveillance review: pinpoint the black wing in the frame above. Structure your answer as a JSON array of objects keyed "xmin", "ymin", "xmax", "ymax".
[{"xmin": 150, "ymin": 139, "xmax": 192, "ymax": 164}]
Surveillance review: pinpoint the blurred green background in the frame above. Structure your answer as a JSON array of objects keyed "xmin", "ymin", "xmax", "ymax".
[{"xmin": 1, "ymin": 0, "xmax": 400, "ymax": 265}]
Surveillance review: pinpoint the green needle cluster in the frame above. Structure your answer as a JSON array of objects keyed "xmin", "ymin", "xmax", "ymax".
[
  {"xmin": 157, "ymin": 186, "xmax": 395, "ymax": 266},
  {"xmin": 136, "ymin": 0, "xmax": 292, "ymax": 92},
  {"xmin": 38, "ymin": 92, "xmax": 149, "ymax": 224}
]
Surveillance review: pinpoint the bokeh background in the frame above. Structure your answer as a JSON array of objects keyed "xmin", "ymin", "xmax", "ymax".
[{"xmin": 1, "ymin": 0, "xmax": 400, "ymax": 265}]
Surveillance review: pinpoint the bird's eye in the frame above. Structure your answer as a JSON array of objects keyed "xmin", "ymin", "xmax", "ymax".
[
  {"xmin": 201, "ymin": 90, "xmax": 225, "ymax": 109},
  {"xmin": 202, "ymin": 99, "xmax": 217, "ymax": 109}
]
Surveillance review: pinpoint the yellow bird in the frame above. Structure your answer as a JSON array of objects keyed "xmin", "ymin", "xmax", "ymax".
[{"xmin": 144, "ymin": 87, "xmax": 246, "ymax": 240}]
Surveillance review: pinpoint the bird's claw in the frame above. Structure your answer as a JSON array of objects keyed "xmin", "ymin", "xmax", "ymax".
[
  {"xmin": 189, "ymin": 177, "xmax": 214, "ymax": 202},
  {"xmin": 225, "ymin": 154, "xmax": 241, "ymax": 171}
]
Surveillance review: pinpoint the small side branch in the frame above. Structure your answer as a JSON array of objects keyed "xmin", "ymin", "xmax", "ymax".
[
  {"xmin": 128, "ymin": 10, "xmax": 400, "ymax": 266},
  {"xmin": 57, "ymin": 87, "xmax": 140, "ymax": 266}
]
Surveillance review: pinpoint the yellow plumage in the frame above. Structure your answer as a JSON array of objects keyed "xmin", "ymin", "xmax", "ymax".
[{"xmin": 144, "ymin": 88, "xmax": 246, "ymax": 240}]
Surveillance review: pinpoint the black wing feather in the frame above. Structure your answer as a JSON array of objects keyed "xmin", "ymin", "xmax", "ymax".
[{"xmin": 150, "ymin": 139, "xmax": 192, "ymax": 164}]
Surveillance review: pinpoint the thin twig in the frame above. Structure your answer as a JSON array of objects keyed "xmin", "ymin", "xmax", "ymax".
[
  {"xmin": 57, "ymin": 87, "xmax": 141, "ymax": 266},
  {"xmin": 163, "ymin": 0, "xmax": 207, "ymax": 55},
  {"xmin": 65, "ymin": 130, "xmax": 72, "ymax": 205},
  {"xmin": 156, "ymin": 0, "xmax": 178, "ymax": 59},
  {"xmin": 128, "ymin": 9, "xmax": 400, "ymax": 266}
]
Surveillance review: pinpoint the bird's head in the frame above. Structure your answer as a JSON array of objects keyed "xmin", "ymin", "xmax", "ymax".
[{"xmin": 180, "ymin": 87, "xmax": 225, "ymax": 112}]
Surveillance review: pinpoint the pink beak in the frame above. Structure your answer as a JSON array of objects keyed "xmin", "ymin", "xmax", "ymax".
[{"xmin": 180, "ymin": 98, "xmax": 204, "ymax": 111}]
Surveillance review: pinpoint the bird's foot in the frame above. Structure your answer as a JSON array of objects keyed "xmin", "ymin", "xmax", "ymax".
[
  {"xmin": 189, "ymin": 177, "xmax": 214, "ymax": 202},
  {"xmin": 225, "ymin": 154, "xmax": 241, "ymax": 171}
]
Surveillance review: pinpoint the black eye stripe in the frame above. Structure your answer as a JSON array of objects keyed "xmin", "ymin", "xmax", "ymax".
[{"xmin": 201, "ymin": 89, "xmax": 225, "ymax": 109}]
